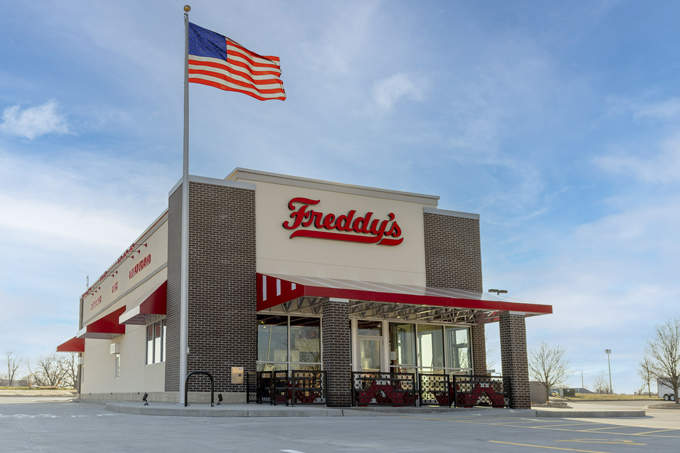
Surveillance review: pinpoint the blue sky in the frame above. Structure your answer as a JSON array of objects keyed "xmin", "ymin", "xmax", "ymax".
[{"xmin": 2, "ymin": 0, "xmax": 679, "ymax": 393}]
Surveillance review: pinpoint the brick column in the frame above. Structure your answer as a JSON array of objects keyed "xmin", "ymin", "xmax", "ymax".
[
  {"xmin": 423, "ymin": 210, "xmax": 486, "ymax": 375},
  {"xmin": 166, "ymin": 179, "xmax": 256, "ymax": 395},
  {"xmin": 471, "ymin": 323, "xmax": 487, "ymax": 375},
  {"xmin": 499, "ymin": 312, "xmax": 530, "ymax": 409},
  {"xmin": 322, "ymin": 298, "xmax": 351, "ymax": 407}
]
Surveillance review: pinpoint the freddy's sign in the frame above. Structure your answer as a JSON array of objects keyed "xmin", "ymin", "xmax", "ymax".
[{"xmin": 282, "ymin": 197, "xmax": 403, "ymax": 246}]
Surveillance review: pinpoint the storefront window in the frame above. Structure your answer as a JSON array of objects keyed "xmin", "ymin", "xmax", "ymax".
[
  {"xmin": 357, "ymin": 320, "xmax": 382, "ymax": 336},
  {"xmin": 257, "ymin": 316, "xmax": 288, "ymax": 365},
  {"xmin": 146, "ymin": 319, "xmax": 166, "ymax": 365},
  {"xmin": 445, "ymin": 326, "xmax": 470, "ymax": 371},
  {"xmin": 290, "ymin": 317, "xmax": 320, "ymax": 365},
  {"xmin": 114, "ymin": 353, "xmax": 121, "ymax": 379},
  {"xmin": 257, "ymin": 315, "xmax": 322, "ymax": 372},
  {"xmin": 389, "ymin": 323, "xmax": 415, "ymax": 372},
  {"xmin": 417, "ymin": 324, "xmax": 445, "ymax": 370},
  {"xmin": 146, "ymin": 325, "xmax": 153, "ymax": 364}
]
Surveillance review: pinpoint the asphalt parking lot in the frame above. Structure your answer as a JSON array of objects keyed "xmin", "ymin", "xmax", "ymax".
[{"xmin": 1, "ymin": 397, "xmax": 679, "ymax": 452}]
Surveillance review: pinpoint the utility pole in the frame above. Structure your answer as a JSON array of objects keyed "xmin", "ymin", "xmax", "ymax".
[{"xmin": 605, "ymin": 349, "xmax": 612, "ymax": 393}]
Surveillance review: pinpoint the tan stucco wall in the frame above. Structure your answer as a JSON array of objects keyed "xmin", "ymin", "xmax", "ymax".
[
  {"xmin": 233, "ymin": 176, "xmax": 433, "ymax": 286},
  {"xmin": 80, "ymin": 219, "xmax": 168, "ymax": 395},
  {"xmin": 82, "ymin": 216, "xmax": 168, "ymax": 324}
]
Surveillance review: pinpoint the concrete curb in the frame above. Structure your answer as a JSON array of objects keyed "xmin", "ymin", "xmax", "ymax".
[
  {"xmin": 105, "ymin": 402, "xmax": 645, "ymax": 419},
  {"xmin": 535, "ymin": 410, "xmax": 646, "ymax": 418},
  {"xmin": 106, "ymin": 403, "xmax": 347, "ymax": 417}
]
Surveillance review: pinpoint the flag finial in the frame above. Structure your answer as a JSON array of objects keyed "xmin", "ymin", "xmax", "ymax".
[{"xmin": 184, "ymin": 5, "xmax": 191, "ymax": 12}]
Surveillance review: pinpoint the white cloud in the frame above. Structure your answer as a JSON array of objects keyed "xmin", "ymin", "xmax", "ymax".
[
  {"xmin": 372, "ymin": 73, "xmax": 425, "ymax": 113},
  {"xmin": 0, "ymin": 100, "xmax": 69, "ymax": 140},
  {"xmin": 633, "ymin": 98, "xmax": 680, "ymax": 120},
  {"xmin": 595, "ymin": 134, "xmax": 680, "ymax": 184}
]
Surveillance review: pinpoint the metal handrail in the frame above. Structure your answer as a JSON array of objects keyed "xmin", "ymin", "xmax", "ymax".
[{"xmin": 184, "ymin": 371, "xmax": 215, "ymax": 407}]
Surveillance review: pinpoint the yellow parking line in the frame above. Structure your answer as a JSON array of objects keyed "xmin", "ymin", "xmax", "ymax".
[
  {"xmin": 488, "ymin": 441, "xmax": 609, "ymax": 452},
  {"xmin": 555, "ymin": 439, "xmax": 646, "ymax": 446},
  {"xmin": 579, "ymin": 426, "xmax": 628, "ymax": 432},
  {"xmin": 630, "ymin": 428, "xmax": 678, "ymax": 436},
  {"xmin": 531, "ymin": 422, "xmax": 599, "ymax": 428}
]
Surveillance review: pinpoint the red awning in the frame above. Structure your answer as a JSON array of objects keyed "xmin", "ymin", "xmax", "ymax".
[
  {"xmin": 257, "ymin": 273, "xmax": 552, "ymax": 318},
  {"xmin": 77, "ymin": 306, "xmax": 127, "ymax": 339},
  {"xmin": 56, "ymin": 336, "xmax": 85, "ymax": 353},
  {"xmin": 119, "ymin": 281, "xmax": 167, "ymax": 325}
]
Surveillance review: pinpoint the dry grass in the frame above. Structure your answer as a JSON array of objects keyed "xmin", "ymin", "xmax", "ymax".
[{"xmin": 562, "ymin": 393, "xmax": 661, "ymax": 401}]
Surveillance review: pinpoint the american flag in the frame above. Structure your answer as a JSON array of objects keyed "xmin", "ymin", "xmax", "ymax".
[{"xmin": 187, "ymin": 23, "xmax": 286, "ymax": 101}]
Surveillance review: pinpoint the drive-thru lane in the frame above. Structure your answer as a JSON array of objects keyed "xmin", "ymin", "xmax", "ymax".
[{"xmin": 1, "ymin": 399, "xmax": 678, "ymax": 453}]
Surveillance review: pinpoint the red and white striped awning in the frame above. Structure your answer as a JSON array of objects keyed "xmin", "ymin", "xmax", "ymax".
[
  {"xmin": 257, "ymin": 273, "xmax": 552, "ymax": 318},
  {"xmin": 119, "ymin": 281, "xmax": 167, "ymax": 325},
  {"xmin": 77, "ymin": 306, "xmax": 126, "ymax": 339}
]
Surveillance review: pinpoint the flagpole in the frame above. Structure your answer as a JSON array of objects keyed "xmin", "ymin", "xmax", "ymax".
[{"xmin": 179, "ymin": 4, "xmax": 191, "ymax": 406}]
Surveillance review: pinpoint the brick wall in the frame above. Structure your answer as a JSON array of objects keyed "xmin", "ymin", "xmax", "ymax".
[
  {"xmin": 423, "ymin": 212, "xmax": 483, "ymax": 292},
  {"xmin": 165, "ymin": 187, "xmax": 182, "ymax": 391},
  {"xmin": 165, "ymin": 180, "xmax": 256, "ymax": 393},
  {"xmin": 499, "ymin": 312, "xmax": 530, "ymax": 409},
  {"xmin": 423, "ymin": 211, "xmax": 485, "ymax": 374},
  {"xmin": 471, "ymin": 324, "xmax": 487, "ymax": 375},
  {"xmin": 322, "ymin": 298, "xmax": 352, "ymax": 407}
]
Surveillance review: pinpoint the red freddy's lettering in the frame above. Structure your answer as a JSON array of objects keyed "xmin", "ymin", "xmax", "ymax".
[
  {"xmin": 283, "ymin": 197, "xmax": 404, "ymax": 246},
  {"xmin": 90, "ymin": 296, "xmax": 102, "ymax": 310},
  {"xmin": 129, "ymin": 254, "xmax": 152, "ymax": 279}
]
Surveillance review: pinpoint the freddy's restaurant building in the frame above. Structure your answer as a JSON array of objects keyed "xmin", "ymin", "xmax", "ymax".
[{"xmin": 57, "ymin": 168, "xmax": 552, "ymax": 408}]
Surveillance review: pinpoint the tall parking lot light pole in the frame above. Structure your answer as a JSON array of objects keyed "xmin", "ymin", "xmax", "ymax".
[{"xmin": 605, "ymin": 349, "xmax": 612, "ymax": 393}]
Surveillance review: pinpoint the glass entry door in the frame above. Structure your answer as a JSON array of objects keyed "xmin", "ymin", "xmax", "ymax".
[{"xmin": 359, "ymin": 338, "xmax": 382, "ymax": 372}]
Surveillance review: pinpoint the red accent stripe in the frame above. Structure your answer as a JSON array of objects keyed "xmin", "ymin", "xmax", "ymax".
[
  {"xmin": 226, "ymin": 38, "xmax": 280, "ymax": 65},
  {"xmin": 225, "ymin": 49, "xmax": 281, "ymax": 73},
  {"xmin": 378, "ymin": 237, "xmax": 404, "ymax": 246},
  {"xmin": 290, "ymin": 230, "xmax": 386, "ymax": 244},
  {"xmin": 188, "ymin": 57, "xmax": 281, "ymax": 77},
  {"xmin": 188, "ymin": 77, "xmax": 286, "ymax": 101},
  {"xmin": 188, "ymin": 68, "xmax": 284, "ymax": 92}
]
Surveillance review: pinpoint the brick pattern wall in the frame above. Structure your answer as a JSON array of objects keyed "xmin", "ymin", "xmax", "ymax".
[
  {"xmin": 471, "ymin": 324, "xmax": 487, "ymax": 375},
  {"xmin": 165, "ymin": 181, "xmax": 256, "ymax": 393},
  {"xmin": 322, "ymin": 299, "xmax": 352, "ymax": 407},
  {"xmin": 165, "ymin": 187, "xmax": 182, "ymax": 391},
  {"xmin": 423, "ymin": 213, "xmax": 482, "ymax": 292},
  {"xmin": 499, "ymin": 312, "xmax": 530, "ymax": 409},
  {"xmin": 423, "ymin": 212, "xmax": 486, "ymax": 374}
]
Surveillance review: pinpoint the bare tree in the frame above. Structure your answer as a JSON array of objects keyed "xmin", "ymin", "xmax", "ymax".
[
  {"xmin": 486, "ymin": 342, "xmax": 497, "ymax": 372},
  {"xmin": 58, "ymin": 353, "xmax": 79, "ymax": 389},
  {"xmin": 27, "ymin": 354, "xmax": 64, "ymax": 387},
  {"xmin": 4, "ymin": 352, "xmax": 22, "ymax": 387},
  {"xmin": 593, "ymin": 372, "xmax": 611, "ymax": 394},
  {"xmin": 528, "ymin": 342, "xmax": 571, "ymax": 393},
  {"xmin": 645, "ymin": 316, "xmax": 680, "ymax": 404},
  {"xmin": 638, "ymin": 356, "xmax": 655, "ymax": 397}
]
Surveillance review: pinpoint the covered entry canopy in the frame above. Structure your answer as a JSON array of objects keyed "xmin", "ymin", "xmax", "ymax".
[{"xmin": 257, "ymin": 273, "xmax": 552, "ymax": 323}]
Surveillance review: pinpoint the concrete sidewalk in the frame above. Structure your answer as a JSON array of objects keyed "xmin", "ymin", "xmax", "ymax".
[{"xmin": 104, "ymin": 400, "xmax": 645, "ymax": 418}]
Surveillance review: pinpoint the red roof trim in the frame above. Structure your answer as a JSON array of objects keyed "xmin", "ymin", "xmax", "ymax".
[{"xmin": 256, "ymin": 273, "xmax": 553, "ymax": 315}]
